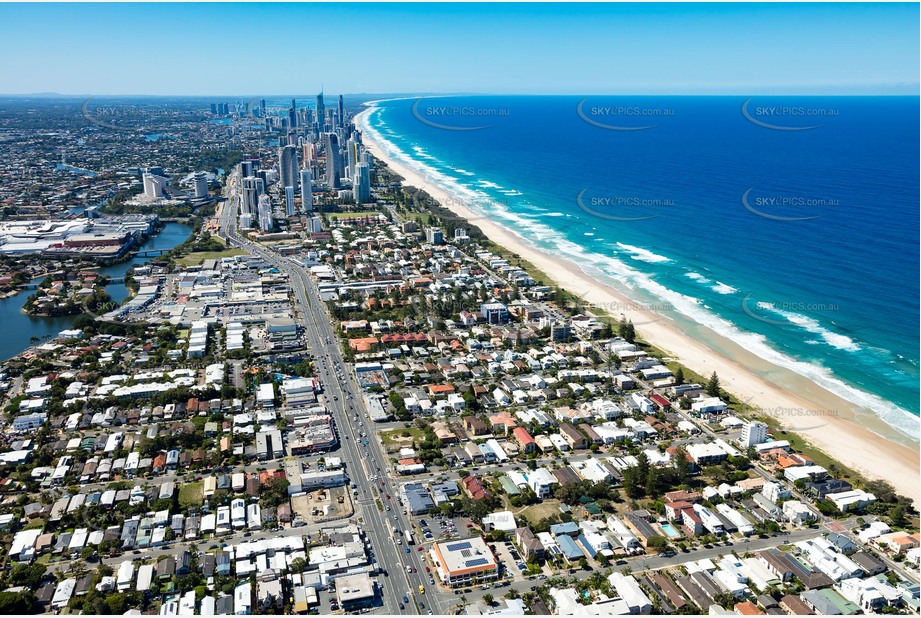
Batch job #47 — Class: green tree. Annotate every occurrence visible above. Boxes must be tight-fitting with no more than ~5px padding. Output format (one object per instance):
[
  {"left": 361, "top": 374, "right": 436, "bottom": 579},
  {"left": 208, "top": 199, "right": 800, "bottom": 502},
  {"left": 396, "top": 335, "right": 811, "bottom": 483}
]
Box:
[
  {"left": 289, "top": 557, "right": 307, "bottom": 574},
  {"left": 618, "top": 318, "right": 635, "bottom": 343},
  {"left": 622, "top": 466, "right": 644, "bottom": 499},
  {"left": 674, "top": 447, "right": 692, "bottom": 484},
  {"left": 7, "top": 563, "right": 46, "bottom": 589},
  {"left": 259, "top": 477, "right": 291, "bottom": 509},
  {"left": 636, "top": 451, "right": 650, "bottom": 480},
  {"left": 674, "top": 367, "right": 685, "bottom": 386},
  {"left": 646, "top": 467, "right": 661, "bottom": 498},
  {"left": 646, "top": 535, "right": 671, "bottom": 553},
  {"left": 0, "top": 591, "right": 35, "bottom": 614},
  {"left": 706, "top": 372, "right": 721, "bottom": 397},
  {"left": 106, "top": 593, "right": 128, "bottom": 615}
]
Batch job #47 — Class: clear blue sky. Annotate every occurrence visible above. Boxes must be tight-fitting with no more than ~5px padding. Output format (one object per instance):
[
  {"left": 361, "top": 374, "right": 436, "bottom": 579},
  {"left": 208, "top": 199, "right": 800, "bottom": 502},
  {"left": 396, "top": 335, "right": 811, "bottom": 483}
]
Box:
[{"left": 1, "top": 3, "right": 917, "bottom": 95}]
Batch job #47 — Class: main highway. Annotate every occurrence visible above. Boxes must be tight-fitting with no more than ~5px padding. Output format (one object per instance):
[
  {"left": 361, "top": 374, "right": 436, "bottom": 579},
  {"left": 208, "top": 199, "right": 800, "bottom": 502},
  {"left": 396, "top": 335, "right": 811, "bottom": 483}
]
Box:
[{"left": 218, "top": 170, "right": 447, "bottom": 615}]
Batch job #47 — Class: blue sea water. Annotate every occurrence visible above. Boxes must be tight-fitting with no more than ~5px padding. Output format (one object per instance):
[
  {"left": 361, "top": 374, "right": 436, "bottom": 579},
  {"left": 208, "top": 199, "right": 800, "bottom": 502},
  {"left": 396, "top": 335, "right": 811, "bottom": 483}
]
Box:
[{"left": 362, "top": 95, "right": 920, "bottom": 439}]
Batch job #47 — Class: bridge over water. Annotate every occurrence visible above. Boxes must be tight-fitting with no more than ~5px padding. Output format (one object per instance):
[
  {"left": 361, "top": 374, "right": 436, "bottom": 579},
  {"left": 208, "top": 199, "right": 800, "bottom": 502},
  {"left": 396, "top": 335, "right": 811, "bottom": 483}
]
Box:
[
  {"left": 19, "top": 276, "right": 126, "bottom": 290},
  {"left": 131, "top": 249, "right": 171, "bottom": 258}
]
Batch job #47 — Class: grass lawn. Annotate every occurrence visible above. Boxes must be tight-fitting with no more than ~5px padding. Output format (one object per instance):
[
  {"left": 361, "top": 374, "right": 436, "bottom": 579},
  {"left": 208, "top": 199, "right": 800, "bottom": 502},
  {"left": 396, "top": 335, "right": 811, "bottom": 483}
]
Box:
[
  {"left": 403, "top": 212, "right": 435, "bottom": 226},
  {"left": 34, "top": 553, "right": 50, "bottom": 566},
  {"left": 175, "top": 248, "right": 246, "bottom": 266},
  {"left": 380, "top": 427, "right": 426, "bottom": 447},
  {"left": 518, "top": 500, "right": 563, "bottom": 521},
  {"left": 325, "top": 210, "right": 382, "bottom": 220},
  {"left": 178, "top": 481, "right": 203, "bottom": 508}
]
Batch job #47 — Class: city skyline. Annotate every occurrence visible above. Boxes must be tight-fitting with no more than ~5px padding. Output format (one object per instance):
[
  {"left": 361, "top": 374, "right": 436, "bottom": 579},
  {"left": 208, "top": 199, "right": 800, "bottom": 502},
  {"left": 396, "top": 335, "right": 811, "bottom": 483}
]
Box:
[{"left": 0, "top": 3, "right": 918, "bottom": 96}]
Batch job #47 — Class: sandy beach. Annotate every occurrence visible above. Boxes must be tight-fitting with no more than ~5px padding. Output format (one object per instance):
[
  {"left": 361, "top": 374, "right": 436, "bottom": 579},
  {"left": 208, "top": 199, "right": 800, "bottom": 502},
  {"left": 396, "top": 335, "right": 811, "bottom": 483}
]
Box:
[{"left": 355, "top": 106, "right": 920, "bottom": 505}]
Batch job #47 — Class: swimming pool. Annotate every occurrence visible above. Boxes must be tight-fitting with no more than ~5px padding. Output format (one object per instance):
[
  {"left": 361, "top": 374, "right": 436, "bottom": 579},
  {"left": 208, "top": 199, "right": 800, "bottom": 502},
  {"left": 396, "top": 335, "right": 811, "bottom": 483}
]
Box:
[{"left": 660, "top": 523, "right": 680, "bottom": 538}]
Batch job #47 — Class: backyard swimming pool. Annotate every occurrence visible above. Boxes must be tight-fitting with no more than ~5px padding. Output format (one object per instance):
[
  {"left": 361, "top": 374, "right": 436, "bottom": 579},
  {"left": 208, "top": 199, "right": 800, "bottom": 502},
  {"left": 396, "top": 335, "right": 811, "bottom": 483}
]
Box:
[{"left": 660, "top": 523, "right": 680, "bottom": 538}]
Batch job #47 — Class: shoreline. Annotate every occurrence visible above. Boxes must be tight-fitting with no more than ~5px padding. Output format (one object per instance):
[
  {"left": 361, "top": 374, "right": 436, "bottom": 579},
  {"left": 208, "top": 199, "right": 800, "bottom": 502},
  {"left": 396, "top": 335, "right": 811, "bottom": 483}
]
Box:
[{"left": 355, "top": 106, "right": 920, "bottom": 505}]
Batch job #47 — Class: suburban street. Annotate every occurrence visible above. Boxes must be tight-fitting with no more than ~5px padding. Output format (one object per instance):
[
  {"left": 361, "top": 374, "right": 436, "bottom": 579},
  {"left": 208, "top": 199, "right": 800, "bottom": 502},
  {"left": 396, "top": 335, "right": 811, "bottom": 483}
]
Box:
[{"left": 218, "top": 173, "right": 447, "bottom": 615}]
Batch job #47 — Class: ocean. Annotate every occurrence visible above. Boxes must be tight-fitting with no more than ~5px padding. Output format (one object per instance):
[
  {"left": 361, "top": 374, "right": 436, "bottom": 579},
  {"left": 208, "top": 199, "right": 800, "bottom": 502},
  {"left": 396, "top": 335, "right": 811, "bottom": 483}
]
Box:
[{"left": 360, "top": 95, "right": 920, "bottom": 439}]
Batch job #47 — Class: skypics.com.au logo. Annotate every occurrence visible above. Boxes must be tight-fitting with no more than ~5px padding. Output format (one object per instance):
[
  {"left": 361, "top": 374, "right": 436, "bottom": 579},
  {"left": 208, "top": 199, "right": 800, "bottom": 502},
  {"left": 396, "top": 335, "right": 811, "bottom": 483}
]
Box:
[
  {"left": 741, "top": 97, "right": 839, "bottom": 131},
  {"left": 411, "top": 99, "right": 509, "bottom": 131},
  {"left": 577, "top": 97, "right": 675, "bottom": 131},
  {"left": 577, "top": 188, "right": 676, "bottom": 221},
  {"left": 741, "top": 187, "right": 838, "bottom": 222}
]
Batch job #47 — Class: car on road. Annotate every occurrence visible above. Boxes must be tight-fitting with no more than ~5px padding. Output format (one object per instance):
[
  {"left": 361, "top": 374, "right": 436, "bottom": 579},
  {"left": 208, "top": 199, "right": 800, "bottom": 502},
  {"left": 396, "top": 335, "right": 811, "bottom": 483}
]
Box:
[
  {"left": 405, "top": 547, "right": 410, "bottom": 554},
  {"left": 402, "top": 595, "right": 409, "bottom": 603}
]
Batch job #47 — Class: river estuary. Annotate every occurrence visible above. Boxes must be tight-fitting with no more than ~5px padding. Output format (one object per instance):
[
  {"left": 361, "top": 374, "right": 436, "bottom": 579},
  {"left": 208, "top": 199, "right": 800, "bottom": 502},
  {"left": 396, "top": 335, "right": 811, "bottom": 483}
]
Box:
[{"left": 0, "top": 222, "right": 192, "bottom": 361}]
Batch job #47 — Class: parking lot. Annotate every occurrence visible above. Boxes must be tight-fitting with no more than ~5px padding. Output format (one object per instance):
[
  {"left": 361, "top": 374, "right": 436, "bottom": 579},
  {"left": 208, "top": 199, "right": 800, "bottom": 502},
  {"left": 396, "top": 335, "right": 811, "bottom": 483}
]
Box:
[{"left": 488, "top": 539, "right": 531, "bottom": 581}]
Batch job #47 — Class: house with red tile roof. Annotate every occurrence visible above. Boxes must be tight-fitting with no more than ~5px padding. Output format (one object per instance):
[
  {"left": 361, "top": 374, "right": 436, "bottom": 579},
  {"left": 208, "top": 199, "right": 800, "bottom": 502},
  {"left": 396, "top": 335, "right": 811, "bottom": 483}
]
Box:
[
  {"left": 512, "top": 427, "right": 537, "bottom": 454},
  {"left": 462, "top": 475, "right": 490, "bottom": 501}
]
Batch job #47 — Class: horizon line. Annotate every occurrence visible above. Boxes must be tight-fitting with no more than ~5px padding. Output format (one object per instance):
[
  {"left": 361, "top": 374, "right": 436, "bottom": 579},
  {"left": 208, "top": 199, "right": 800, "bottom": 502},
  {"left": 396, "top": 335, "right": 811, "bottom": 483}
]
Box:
[{"left": 2, "top": 90, "right": 919, "bottom": 98}]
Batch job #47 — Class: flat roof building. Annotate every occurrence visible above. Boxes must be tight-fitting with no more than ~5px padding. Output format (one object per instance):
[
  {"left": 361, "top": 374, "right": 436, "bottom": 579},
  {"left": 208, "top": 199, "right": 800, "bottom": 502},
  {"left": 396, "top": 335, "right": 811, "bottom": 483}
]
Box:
[
  {"left": 335, "top": 573, "right": 377, "bottom": 610},
  {"left": 430, "top": 537, "right": 499, "bottom": 588}
]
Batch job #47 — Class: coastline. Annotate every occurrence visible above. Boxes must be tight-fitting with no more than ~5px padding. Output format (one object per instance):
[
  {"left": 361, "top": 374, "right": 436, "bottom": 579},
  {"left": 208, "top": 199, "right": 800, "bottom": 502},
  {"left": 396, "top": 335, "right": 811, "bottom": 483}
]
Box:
[{"left": 355, "top": 106, "right": 920, "bottom": 505}]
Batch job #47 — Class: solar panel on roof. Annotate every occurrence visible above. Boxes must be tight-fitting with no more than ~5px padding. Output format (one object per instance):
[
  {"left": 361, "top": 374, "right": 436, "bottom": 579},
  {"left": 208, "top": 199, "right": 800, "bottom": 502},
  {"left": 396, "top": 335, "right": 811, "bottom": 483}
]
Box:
[
  {"left": 447, "top": 541, "right": 472, "bottom": 551},
  {"left": 465, "top": 558, "right": 488, "bottom": 567}
]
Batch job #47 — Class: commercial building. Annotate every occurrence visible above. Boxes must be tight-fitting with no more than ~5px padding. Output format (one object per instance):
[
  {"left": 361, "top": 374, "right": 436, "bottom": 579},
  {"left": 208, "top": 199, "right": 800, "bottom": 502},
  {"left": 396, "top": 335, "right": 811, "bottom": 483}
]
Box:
[
  {"left": 401, "top": 483, "right": 436, "bottom": 515},
  {"left": 288, "top": 414, "right": 337, "bottom": 454},
  {"left": 430, "top": 537, "right": 499, "bottom": 588},
  {"left": 335, "top": 573, "right": 377, "bottom": 610},
  {"left": 255, "top": 428, "right": 284, "bottom": 460}
]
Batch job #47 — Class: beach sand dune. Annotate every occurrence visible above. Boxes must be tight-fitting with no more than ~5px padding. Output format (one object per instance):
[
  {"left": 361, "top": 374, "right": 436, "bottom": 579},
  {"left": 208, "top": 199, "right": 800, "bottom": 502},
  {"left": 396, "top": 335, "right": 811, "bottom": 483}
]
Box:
[{"left": 356, "top": 107, "right": 920, "bottom": 505}]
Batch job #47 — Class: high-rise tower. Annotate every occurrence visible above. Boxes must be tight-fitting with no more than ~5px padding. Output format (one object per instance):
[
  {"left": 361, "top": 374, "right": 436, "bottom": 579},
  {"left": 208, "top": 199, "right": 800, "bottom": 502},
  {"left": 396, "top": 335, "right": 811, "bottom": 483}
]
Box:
[{"left": 278, "top": 145, "right": 299, "bottom": 190}]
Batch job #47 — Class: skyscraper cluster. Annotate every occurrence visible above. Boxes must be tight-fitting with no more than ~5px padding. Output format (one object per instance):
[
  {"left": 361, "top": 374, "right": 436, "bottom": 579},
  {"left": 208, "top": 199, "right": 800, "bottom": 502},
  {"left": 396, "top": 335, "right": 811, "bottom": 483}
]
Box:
[{"left": 237, "top": 90, "right": 373, "bottom": 231}]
